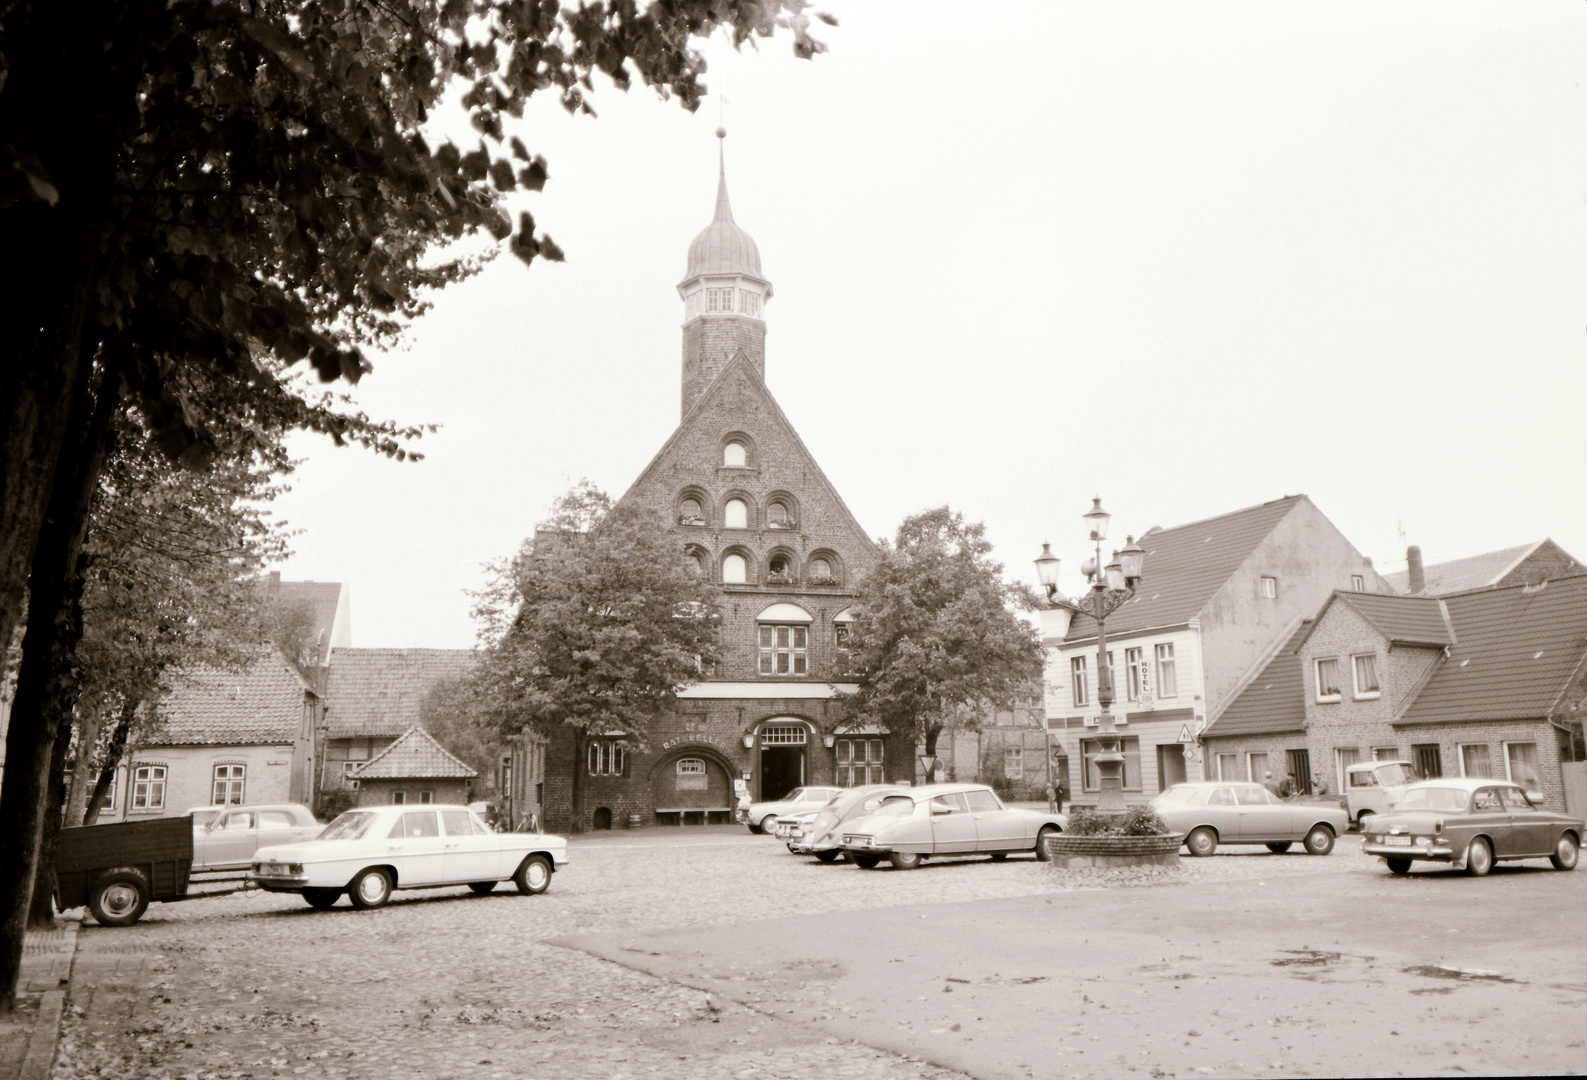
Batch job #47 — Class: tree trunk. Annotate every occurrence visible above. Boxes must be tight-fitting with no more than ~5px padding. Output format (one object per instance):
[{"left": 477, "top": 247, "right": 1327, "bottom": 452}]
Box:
[
  {"left": 0, "top": 347, "right": 118, "bottom": 1013},
  {"left": 65, "top": 703, "right": 104, "bottom": 827},
  {"left": 29, "top": 714, "right": 77, "bottom": 929},
  {"left": 83, "top": 698, "right": 139, "bottom": 826}
]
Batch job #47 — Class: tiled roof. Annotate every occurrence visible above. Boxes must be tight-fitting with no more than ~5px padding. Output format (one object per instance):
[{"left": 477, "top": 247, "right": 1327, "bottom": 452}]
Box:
[
  {"left": 151, "top": 648, "right": 314, "bottom": 746},
  {"left": 1330, "top": 592, "right": 1453, "bottom": 647},
  {"left": 1202, "top": 621, "right": 1312, "bottom": 738},
  {"left": 1398, "top": 574, "right": 1587, "bottom": 724},
  {"left": 1067, "top": 496, "right": 1305, "bottom": 640},
  {"left": 271, "top": 579, "right": 346, "bottom": 666},
  {"left": 324, "top": 648, "right": 478, "bottom": 738},
  {"left": 1383, "top": 543, "right": 1536, "bottom": 597},
  {"left": 353, "top": 726, "right": 477, "bottom": 779}
]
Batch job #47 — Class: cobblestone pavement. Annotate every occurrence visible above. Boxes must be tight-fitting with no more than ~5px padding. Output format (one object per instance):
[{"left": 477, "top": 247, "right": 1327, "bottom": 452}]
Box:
[{"left": 51, "top": 829, "right": 1366, "bottom": 1080}]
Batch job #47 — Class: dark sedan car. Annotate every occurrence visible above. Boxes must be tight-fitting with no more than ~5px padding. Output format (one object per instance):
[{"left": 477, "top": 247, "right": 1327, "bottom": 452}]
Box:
[{"left": 1360, "top": 778, "right": 1582, "bottom": 876}]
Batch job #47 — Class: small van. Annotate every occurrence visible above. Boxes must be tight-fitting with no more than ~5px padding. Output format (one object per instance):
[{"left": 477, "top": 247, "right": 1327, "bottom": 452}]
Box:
[{"left": 1344, "top": 760, "right": 1416, "bottom": 826}]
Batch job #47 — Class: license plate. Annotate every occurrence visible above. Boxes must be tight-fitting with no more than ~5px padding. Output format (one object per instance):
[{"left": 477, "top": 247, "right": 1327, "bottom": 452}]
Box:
[
  {"left": 262, "top": 862, "right": 285, "bottom": 874},
  {"left": 1383, "top": 836, "right": 1412, "bottom": 847}
]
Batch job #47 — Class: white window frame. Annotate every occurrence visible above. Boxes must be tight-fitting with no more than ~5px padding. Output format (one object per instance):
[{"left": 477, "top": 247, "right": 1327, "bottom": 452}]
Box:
[
  {"left": 1315, "top": 658, "right": 1342, "bottom": 702},
  {"left": 1351, "top": 574, "right": 1365, "bottom": 592},
  {"left": 392, "top": 791, "right": 406, "bottom": 805},
  {"left": 1351, "top": 654, "right": 1380, "bottom": 700},
  {"left": 1071, "top": 655, "right": 1089, "bottom": 708},
  {"left": 1154, "top": 643, "right": 1177, "bottom": 698},
  {"left": 587, "top": 741, "right": 626, "bottom": 776},
  {"left": 418, "top": 791, "right": 433, "bottom": 804},
  {"left": 1004, "top": 747, "right": 1024, "bottom": 781},
  {"left": 131, "top": 765, "right": 167, "bottom": 811},
  {"left": 1247, "top": 751, "right": 1268, "bottom": 784},
  {"left": 759, "top": 623, "right": 809, "bottom": 676},
  {"left": 342, "top": 761, "right": 360, "bottom": 777},
  {"left": 677, "top": 758, "right": 706, "bottom": 775},
  {"left": 1334, "top": 747, "right": 1362, "bottom": 793},
  {"left": 738, "top": 289, "right": 759, "bottom": 316},
  {"left": 1260, "top": 576, "right": 1278, "bottom": 598},
  {"left": 1459, "top": 743, "right": 1493, "bottom": 779},
  {"left": 1503, "top": 742, "right": 1541, "bottom": 790},
  {"left": 212, "top": 764, "right": 246, "bottom": 806},
  {"left": 1125, "top": 647, "right": 1143, "bottom": 702}
]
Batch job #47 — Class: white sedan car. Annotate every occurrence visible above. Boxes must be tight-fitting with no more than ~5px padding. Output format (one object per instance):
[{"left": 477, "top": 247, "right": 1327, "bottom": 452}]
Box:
[
  {"left": 250, "top": 804, "right": 568, "bottom": 910},
  {"left": 745, "top": 786, "right": 841, "bottom": 834}
]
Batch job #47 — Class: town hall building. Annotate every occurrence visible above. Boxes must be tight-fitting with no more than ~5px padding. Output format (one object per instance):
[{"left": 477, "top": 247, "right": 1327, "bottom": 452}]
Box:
[{"left": 538, "top": 137, "right": 910, "bottom": 831}]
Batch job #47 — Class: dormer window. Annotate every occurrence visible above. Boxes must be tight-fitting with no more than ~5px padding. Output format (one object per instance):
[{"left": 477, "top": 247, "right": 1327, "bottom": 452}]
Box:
[
  {"left": 767, "top": 501, "right": 793, "bottom": 529},
  {"left": 679, "top": 497, "right": 705, "bottom": 526},
  {"left": 724, "top": 498, "right": 748, "bottom": 529},
  {"left": 723, "top": 442, "right": 747, "bottom": 468}
]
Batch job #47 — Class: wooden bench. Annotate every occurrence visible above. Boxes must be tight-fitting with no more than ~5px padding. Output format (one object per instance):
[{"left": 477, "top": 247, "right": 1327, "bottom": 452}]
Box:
[{"left": 654, "top": 807, "right": 732, "bottom": 826}]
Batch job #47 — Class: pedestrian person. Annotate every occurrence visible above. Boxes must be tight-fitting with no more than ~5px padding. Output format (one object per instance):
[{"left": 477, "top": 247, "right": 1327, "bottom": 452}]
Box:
[
  {"left": 1054, "top": 778, "right": 1067, "bottom": 813},
  {"left": 1262, "top": 771, "right": 1281, "bottom": 797},
  {"left": 1278, "top": 771, "right": 1296, "bottom": 799}
]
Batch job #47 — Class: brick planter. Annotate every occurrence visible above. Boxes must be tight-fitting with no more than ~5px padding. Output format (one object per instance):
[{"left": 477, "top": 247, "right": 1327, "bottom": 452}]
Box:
[{"left": 1043, "top": 833, "right": 1182, "bottom": 869}]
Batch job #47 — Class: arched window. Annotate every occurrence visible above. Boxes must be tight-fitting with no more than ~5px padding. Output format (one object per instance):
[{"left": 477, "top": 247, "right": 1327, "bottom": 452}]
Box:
[
  {"left": 679, "top": 497, "right": 703, "bottom": 525},
  {"left": 767, "top": 501, "right": 791, "bottom": 528},
  {"left": 684, "top": 548, "right": 706, "bottom": 577},
  {"left": 724, "top": 498, "right": 748, "bottom": 529},
  {"left": 810, "top": 558, "right": 832, "bottom": 580},
  {"left": 723, "top": 554, "right": 747, "bottom": 584},
  {"left": 723, "top": 442, "right": 747, "bottom": 468}
]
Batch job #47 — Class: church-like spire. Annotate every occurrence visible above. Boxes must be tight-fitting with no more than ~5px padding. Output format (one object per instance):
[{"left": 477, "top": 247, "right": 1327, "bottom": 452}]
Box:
[{"left": 678, "top": 128, "right": 773, "bottom": 417}]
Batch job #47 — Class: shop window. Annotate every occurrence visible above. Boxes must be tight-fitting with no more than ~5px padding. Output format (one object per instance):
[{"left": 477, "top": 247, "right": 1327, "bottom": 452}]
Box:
[
  {"left": 1080, "top": 736, "right": 1142, "bottom": 791},
  {"left": 212, "top": 764, "right": 245, "bottom": 806},
  {"left": 131, "top": 765, "right": 167, "bottom": 811},
  {"left": 759, "top": 624, "right": 808, "bottom": 675}
]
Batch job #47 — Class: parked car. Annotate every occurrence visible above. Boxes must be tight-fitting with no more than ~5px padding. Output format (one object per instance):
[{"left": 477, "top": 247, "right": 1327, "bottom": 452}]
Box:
[
  {"left": 1151, "top": 782, "right": 1348, "bottom": 857},
  {"left": 779, "top": 785, "right": 895, "bottom": 861},
  {"left": 192, "top": 803, "right": 322, "bottom": 871},
  {"left": 186, "top": 807, "right": 223, "bottom": 830},
  {"left": 838, "top": 783, "right": 1067, "bottom": 870},
  {"left": 1359, "top": 778, "right": 1583, "bottom": 876},
  {"left": 1344, "top": 760, "right": 1417, "bottom": 827},
  {"left": 250, "top": 803, "right": 568, "bottom": 909},
  {"left": 745, "top": 786, "right": 841, "bottom": 834}
]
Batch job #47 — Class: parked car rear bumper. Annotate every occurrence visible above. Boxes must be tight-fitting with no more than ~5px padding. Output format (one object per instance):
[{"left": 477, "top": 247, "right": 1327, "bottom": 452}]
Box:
[{"left": 1361, "top": 840, "right": 1456, "bottom": 862}]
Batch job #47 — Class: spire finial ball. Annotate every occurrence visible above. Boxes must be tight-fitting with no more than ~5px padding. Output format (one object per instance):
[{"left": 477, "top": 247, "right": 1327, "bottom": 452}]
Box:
[{"left": 716, "top": 126, "right": 726, "bottom": 139}]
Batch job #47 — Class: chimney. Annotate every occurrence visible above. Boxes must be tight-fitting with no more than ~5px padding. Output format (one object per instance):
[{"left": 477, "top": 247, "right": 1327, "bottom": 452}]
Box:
[{"left": 1406, "top": 546, "right": 1425, "bottom": 595}]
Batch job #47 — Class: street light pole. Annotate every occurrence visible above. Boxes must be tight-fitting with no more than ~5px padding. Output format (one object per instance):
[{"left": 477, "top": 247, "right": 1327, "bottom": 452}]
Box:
[{"left": 1035, "top": 499, "right": 1145, "bottom": 817}]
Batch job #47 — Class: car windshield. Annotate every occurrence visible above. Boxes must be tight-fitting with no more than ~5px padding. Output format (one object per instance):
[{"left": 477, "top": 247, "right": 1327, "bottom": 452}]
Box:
[
  {"left": 1153, "top": 786, "right": 1199, "bottom": 806},
  {"left": 870, "top": 796, "right": 917, "bottom": 819},
  {"left": 1375, "top": 763, "right": 1414, "bottom": 786},
  {"left": 1397, "top": 787, "right": 1469, "bottom": 812},
  {"left": 780, "top": 788, "right": 806, "bottom": 803},
  {"left": 318, "top": 811, "right": 379, "bottom": 841}
]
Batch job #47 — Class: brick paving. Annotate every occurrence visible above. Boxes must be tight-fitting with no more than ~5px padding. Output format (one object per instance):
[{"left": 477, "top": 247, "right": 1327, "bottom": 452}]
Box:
[{"left": 43, "top": 828, "right": 1361, "bottom": 1080}]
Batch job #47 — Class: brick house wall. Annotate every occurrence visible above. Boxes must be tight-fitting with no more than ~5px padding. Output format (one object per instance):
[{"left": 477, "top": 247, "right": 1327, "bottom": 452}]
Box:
[{"left": 353, "top": 776, "right": 472, "bottom": 807}]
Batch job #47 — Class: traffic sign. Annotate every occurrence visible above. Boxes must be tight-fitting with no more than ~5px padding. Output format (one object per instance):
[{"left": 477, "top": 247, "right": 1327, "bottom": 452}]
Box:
[{"left": 1177, "top": 723, "right": 1193, "bottom": 744}]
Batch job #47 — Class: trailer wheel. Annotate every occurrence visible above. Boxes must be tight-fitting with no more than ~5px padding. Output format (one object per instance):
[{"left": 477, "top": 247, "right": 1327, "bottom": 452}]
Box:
[{"left": 89, "top": 868, "right": 150, "bottom": 927}]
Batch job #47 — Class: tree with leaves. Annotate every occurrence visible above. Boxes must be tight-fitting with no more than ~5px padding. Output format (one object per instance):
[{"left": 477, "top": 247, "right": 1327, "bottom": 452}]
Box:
[
  {"left": 0, "top": 0, "right": 828, "bottom": 1009},
  {"left": 469, "top": 483, "right": 721, "bottom": 828},
  {"left": 838, "top": 507, "right": 1045, "bottom": 767}
]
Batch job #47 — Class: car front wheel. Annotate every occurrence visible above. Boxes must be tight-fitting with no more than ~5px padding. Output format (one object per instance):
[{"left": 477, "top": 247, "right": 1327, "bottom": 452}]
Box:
[
  {"left": 1355, "top": 810, "right": 1374, "bottom": 832},
  {"left": 814, "top": 849, "right": 841, "bottom": 863},
  {"left": 852, "top": 854, "right": 881, "bottom": 869},
  {"left": 89, "top": 868, "right": 150, "bottom": 927},
  {"left": 889, "top": 850, "right": 922, "bottom": 871},
  {"left": 515, "top": 854, "right": 552, "bottom": 895},
  {"left": 1185, "top": 827, "right": 1217, "bottom": 858},
  {"left": 1550, "top": 833, "right": 1579, "bottom": 871},
  {"left": 1303, "top": 825, "right": 1335, "bottom": 856},
  {"left": 349, "top": 868, "right": 393, "bottom": 910},
  {"left": 302, "top": 888, "right": 340, "bottom": 909},
  {"left": 1033, "top": 826, "right": 1059, "bottom": 862},
  {"left": 758, "top": 816, "right": 778, "bottom": 835},
  {"left": 1465, "top": 837, "right": 1493, "bottom": 877},
  {"left": 1385, "top": 858, "right": 1412, "bottom": 876}
]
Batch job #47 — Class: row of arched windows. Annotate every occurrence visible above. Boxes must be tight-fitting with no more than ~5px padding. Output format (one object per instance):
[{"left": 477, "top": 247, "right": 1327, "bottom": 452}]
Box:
[
  {"left": 677, "top": 488, "right": 797, "bottom": 532},
  {"left": 685, "top": 546, "right": 842, "bottom": 586}
]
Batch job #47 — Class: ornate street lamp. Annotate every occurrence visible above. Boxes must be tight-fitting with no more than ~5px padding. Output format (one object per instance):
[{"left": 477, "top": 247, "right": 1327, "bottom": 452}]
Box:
[{"left": 1035, "top": 498, "right": 1144, "bottom": 815}]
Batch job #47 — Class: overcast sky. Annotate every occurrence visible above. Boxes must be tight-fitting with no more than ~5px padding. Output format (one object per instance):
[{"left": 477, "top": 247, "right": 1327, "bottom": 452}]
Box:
[{"left": 268, "top": 1, "right": 1587, "bottom": 651}]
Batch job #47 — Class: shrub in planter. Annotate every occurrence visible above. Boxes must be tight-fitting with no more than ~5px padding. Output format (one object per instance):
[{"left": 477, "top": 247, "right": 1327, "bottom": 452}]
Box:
[{"left": 1066, "top": 805, "right": 1168, "bottom": 836}]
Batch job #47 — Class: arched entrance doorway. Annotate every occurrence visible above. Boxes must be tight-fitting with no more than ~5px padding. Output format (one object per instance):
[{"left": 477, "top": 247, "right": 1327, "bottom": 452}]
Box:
[
  {"left": 757, "top": 720, "right": 809, "bottom": 802},
  {"left": 649, "top": 747, "right": 736, "bottom": 825}
]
